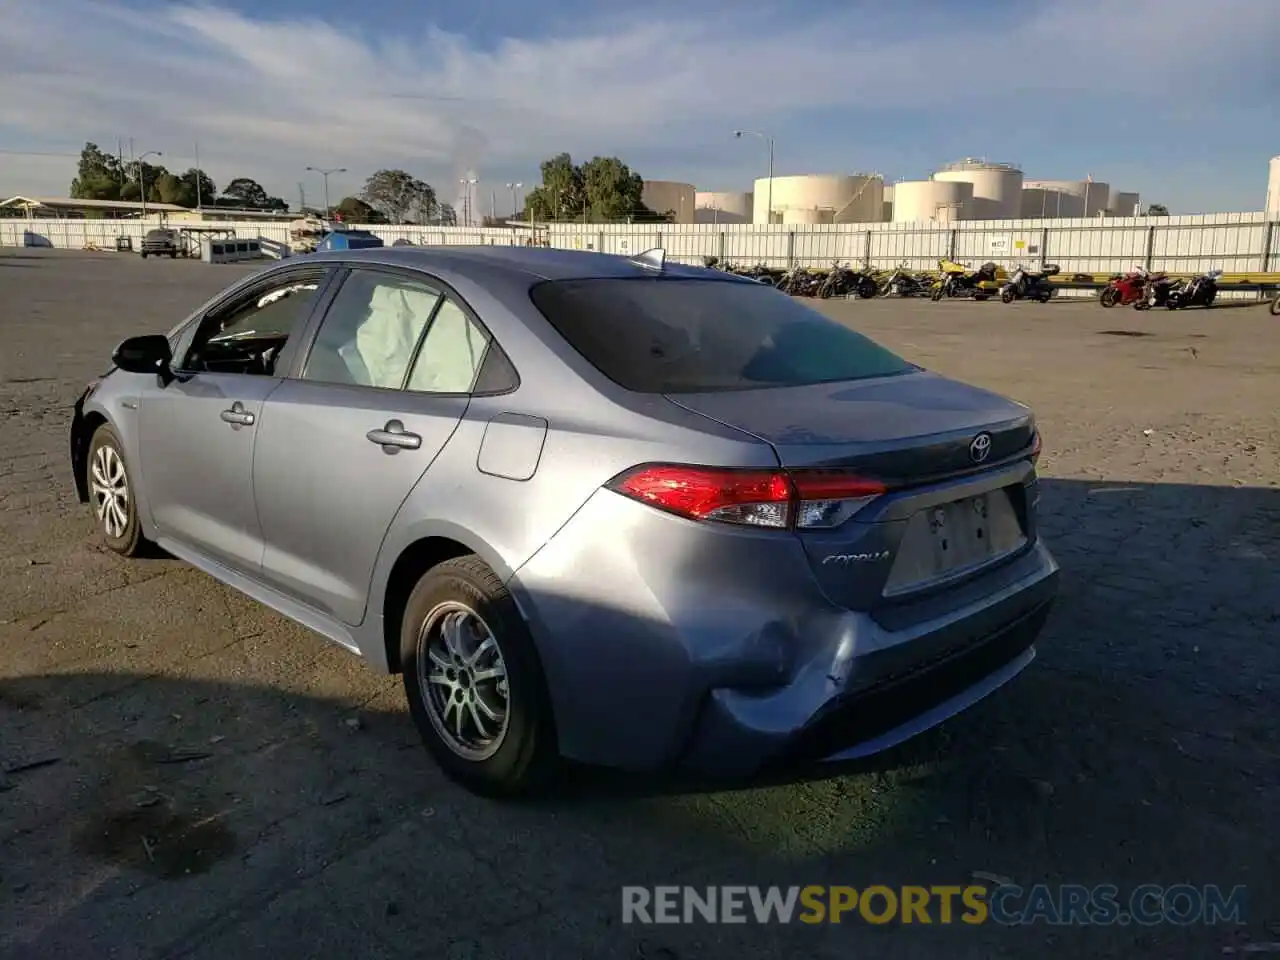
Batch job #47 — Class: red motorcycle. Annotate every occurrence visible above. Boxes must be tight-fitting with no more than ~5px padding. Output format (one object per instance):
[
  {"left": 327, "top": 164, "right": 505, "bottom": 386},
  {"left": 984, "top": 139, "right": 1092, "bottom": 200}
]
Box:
[{"left": 1100, "top": 267, "right": 1163, "bottom": 307}]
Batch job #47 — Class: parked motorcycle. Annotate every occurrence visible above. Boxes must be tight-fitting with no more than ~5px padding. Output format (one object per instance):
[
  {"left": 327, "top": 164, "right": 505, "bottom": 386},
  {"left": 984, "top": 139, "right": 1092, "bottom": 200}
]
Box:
[
  {"left": 1100, "top": 267, "right": 1160, "bottom": 308},
  {"left": 1271, "top": 287, "right": 1280, "bottom": 317},
  {"left": 776, "top": 266, "right": 823, "bottom": 297},
  {"left": 1164, "top": 269, "right": 1221, "bottom": 309},
  {"left": 817, "top": 262, "right": 878, "bottom": 299},
  {"left": 1134, "top": 273, "right": 1179, "bottom": 310},
  {"left": 931, "top": 260, "right": 997, "bottom": 301},
  {"left": 879, "top": 266, "right": 930, "bottom": 298},
  {"left": 1000, "top": 263, "right": 1060, "bottom": 303}
]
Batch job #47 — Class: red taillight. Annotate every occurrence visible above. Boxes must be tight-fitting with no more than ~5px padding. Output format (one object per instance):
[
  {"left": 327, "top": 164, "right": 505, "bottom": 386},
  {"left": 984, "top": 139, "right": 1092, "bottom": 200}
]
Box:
[{"left": 606, "top": 464, "right": 887, "bottom": 529}]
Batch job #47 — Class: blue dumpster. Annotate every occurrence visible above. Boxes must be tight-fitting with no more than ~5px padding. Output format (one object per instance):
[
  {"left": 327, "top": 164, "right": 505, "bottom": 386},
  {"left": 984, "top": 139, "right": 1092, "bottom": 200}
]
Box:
[{"left": 314, "top": 230, "right": 384, "bottom": 252}]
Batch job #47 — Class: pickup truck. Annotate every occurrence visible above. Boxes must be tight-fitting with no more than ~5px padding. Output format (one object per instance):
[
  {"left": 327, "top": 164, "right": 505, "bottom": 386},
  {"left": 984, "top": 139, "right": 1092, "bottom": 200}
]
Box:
[{"left": 140, "top": 228, "right": 180, "bottom": 258}]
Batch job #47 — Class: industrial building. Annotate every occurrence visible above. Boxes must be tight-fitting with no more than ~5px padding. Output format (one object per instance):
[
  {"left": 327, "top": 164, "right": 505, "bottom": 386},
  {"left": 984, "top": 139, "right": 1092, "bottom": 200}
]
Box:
[
  {"left": 641, "top": 181, "right": 696, "bottom": 223},
  {"left": 751, "top": 174, "right": 883, "bottom": 225}
]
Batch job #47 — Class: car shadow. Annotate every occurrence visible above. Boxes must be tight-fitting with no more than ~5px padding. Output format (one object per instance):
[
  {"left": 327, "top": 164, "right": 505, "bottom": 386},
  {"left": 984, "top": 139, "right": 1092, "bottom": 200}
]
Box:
[{"left": 1, "top": 477, "right": 1276, "bottom": 958}]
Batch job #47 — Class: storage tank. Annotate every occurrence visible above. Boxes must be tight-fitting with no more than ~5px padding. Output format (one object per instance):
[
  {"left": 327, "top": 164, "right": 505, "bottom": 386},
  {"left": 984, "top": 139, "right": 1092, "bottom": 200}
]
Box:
[
  {"left": 931, "top": 160, "right": 1023, "bottom": 220},
  {"left": 782, "top": 208, "right": 828, "bottom": 225},
  {"left": 1023, "top": 179, "right": 1110, "bottom": 217},
  {"left": 753, "top": 174, "right": 884, "bottom": 225},
  {"left": 641, "top": 180, "right": 696, "bottom": 223},
  {"left": 1267, "top": 156, "right": 1280, "bottom": 215},
  {"left": 882, "top": 184, "right": 894, "bottom": 221},
  {"left": 891, "top": 180, "right": 975, "bottom": 223},
  {"left": 694, "top": 190, "right": 753, "bottom": 224},
  {"left": 1109, "top": 191, "right": 1141, "bottom": 216},
  {"left": 1021, "top": 187, "right": 1084, "bottom": 218}
]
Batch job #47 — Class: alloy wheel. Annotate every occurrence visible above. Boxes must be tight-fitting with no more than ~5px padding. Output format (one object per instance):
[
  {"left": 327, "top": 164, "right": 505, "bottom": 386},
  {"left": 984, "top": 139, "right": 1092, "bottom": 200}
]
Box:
[
  {"left": 90, "top": 443, "right": 130, "bottom": 539},
  {"left": 417, "top": 601, "right": 510, "bottom": 761}
]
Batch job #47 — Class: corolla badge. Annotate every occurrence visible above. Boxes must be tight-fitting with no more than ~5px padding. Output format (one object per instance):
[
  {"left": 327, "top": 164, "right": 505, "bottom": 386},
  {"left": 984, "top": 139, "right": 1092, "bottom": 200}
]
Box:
[
  {"left": 969, "top": 432, "right": 993, "bottom": 463},
  {"left": 822, "top": 551, "right": 891, "bottom": 565}
]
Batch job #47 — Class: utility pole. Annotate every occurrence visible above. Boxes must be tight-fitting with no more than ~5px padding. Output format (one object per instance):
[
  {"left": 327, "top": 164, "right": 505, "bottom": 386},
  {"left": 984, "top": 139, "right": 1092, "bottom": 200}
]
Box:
[
  {"left": 305, "top": 166, "right": 346, "bottom": 217},
  {"left": 490, "top": 189, "right": 496, "bottom": 224},
  {"left": 734, "top": 130, "right": 774, "bottom": 224},
  {"left": 297, "top": 183, "right": 306, "bottom": 214},
  {"left": 136, "top": 150, "right": 161, "bottom": 219},
  {"left": 506, "top": 182, "right": 522, "bottom": 219}
]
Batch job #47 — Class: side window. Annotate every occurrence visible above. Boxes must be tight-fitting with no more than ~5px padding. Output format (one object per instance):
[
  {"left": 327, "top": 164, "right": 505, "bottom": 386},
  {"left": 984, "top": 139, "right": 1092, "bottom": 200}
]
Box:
[
  {"left": 406, "top": 299, "right": 490, "bottom": 394},
  {"left": 301, "top": 271, "right": 441, "bottom": 389},
  {"left": 183, "top": 273, "right": 323, "bottom": 376}
]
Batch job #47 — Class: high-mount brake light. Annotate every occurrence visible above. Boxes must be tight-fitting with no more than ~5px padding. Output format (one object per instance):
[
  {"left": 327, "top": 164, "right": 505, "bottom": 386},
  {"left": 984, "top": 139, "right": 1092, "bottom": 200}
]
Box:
[{"left": 606, "top": 465, "right": 887, "bottom": 530}]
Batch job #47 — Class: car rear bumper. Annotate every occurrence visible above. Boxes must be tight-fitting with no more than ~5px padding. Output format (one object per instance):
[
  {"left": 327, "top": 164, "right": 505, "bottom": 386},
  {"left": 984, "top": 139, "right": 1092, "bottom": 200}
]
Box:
[
  {"left": 509, "top": 488, "right": 1059, "bottom": 776},
  {"left": 676, "top": 558, "right": 1056, "bottom": 777}
]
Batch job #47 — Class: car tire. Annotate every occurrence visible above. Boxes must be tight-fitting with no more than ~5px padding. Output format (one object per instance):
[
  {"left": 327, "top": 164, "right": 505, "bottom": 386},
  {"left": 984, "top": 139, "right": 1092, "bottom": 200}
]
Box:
[
  {"left": 86, "top": 424, "right": 147, "bottom": 557},
  {"left": 168, "top": 251, "right": 177, "bottom": 259},
  {"left": 140, "top": 252, "right": 148, "bottom": 259},
  {"left": 400, "top": 555, "right": 557, "bottom": 798}
]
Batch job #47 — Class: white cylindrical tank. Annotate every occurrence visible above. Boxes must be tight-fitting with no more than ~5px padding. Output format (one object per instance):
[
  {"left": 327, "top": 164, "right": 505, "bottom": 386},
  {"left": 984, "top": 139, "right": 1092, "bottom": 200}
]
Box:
[
  {"left": 882, "top": 184, "right": 893, "bottom": 222},
  {"left": 753, "top": 174, "right": 884, "bottom": 225},
  {"left": 694, "top": 190, "right": 753, "bottom": 224},
  {"left": 1021, "top": 187, "right": 1083, "bottom": 218},
  {"left": 1267, "top": 156, "right": 1280, "bottom": 215},
  {"left": 891, "top": 180, "right": 975, "bottom": 223},
  {"left": 641, "top": 181, "right": 696, "bottom": 223},
  {"left": 1023, "top": 179, "right": 1110, "bottom": 217},
  {"left": 782, "top": 207, "right": 829, "bottom": 225},
  {"left": 1109, "top": 191, "right": 1141, "bottom": 216},
  {"left": 931, "top": 160, "right": 1024, "bottom": 219}
]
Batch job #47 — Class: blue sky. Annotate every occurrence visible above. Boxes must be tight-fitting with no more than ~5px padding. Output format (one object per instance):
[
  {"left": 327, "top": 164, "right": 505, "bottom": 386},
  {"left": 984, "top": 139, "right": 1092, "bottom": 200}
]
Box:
[{"left": 1, "top": 0, "right": 1277, "bottom": 214}]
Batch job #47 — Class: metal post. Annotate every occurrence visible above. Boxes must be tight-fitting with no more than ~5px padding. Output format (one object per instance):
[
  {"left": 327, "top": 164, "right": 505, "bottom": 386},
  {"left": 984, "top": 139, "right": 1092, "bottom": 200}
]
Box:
[
  {"left": 306, "top": 167, "right": 346, "bottom": 218},
  {"left": 786, "top": 231, "right": 796, "bottom": 269},
  {"left": 136, "top": 150, "right": 161, "bottom": 219},
  {"left": 1143, "top": 224, "right": 1156, "bottom": 271},
  {"left": 734, "top": 130, "right": 774, "bottom": 224},
  {"left": 863, "top": 230, "right": 872, "bottom": 269}
]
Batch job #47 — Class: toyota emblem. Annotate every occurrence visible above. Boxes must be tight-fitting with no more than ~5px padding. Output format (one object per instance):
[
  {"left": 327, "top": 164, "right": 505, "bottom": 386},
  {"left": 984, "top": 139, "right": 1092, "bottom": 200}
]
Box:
[{"left": 969, "top": 432, "right": 993, "bottom": 463}]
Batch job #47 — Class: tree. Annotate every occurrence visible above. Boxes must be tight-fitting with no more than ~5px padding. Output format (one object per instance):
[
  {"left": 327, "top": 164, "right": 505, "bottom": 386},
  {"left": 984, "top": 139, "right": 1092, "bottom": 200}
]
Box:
[
  {"left": 179, "top": 169, "right": 217, "bottom": 207},
  {"left": 436, "top": 203, "right": 457, "bottom": 226},
  {"left": 523, "top": 152, "right": 651, "bottom": 222},
  {"left": 69, "top": 142, "right": 124, "bottom": 201},
  {"left": 218, "top": 177, "right": 286, "bottom": 211},
  {"left": 333, "top": 196, "right": 383, "bottom": 223},
  {"left": 1145, "top": 203, "right": 1169, "bottom": 216},
  {"left": 361, "top": 169, "right": 436, "bottom": 224},
  {"left": 153, "top": 172, "right": 192, "bottom": 207}
]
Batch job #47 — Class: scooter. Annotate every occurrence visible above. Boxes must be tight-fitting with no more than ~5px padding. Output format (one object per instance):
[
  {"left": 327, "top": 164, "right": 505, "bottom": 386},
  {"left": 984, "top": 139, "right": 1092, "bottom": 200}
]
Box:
[
  {"left": 931, "top": 260, "right": 997, "bottom": 301},
  {"left": 1164, "top": 269, "right": 1221, "bottom": 309},
  {"left": 1100, "top": 267, "right": 1160, "bottom": 307},
  {"left": 1000, "top": 263, "right": 1060, "bottom": 303}
]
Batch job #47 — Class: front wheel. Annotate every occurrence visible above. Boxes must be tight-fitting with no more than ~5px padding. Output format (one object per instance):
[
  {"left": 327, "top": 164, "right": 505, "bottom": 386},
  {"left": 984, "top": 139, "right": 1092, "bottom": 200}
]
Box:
[
  {"left": 1099, "top": 287, "right": 1120, "bottom": 308},
  {"left": 1000, "top": 289, "right": 1015, "bottom": 304},
  {"left": 86, "top": 424, "right": 148, "bottom": 557},
  {"left": 400, "top": 556, "right": 557, "bottom": 798},
  {"left": 1270, "top": 293, "right": 1280, "bottom": 317},
  {"left": 856, "top": 277, "right": 877, "bottom": 299}
]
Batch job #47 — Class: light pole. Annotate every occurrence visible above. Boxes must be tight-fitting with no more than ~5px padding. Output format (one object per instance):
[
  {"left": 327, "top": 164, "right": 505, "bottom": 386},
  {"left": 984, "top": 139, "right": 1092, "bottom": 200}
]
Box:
[
  {"left": 506, "top": 182, "right": 523, "bottom": 220},
  {"left": 305, "top": 166, "right": 346, "bottom": 218},
  {"left": 460, "top": 178, "right": 477, "bottom": 226},
  {"left": 137, "top": 150, "right": 162, "bottom": 219},
  {"left": 734, "top": 130, "right": 773, "bottom": 225}
]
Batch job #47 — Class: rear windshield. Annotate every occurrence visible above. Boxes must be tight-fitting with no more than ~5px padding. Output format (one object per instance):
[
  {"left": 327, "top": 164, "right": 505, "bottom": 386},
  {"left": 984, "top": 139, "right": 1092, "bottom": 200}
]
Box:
[{"left": 528, "top": 277, "right": 913, "bottom": 393}]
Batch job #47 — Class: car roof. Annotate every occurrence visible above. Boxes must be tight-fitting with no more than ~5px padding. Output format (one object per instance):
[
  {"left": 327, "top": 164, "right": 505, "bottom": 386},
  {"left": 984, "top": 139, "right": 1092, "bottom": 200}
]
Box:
[{"left": 303, "top": 245, "right": 752, "bottom": 285}]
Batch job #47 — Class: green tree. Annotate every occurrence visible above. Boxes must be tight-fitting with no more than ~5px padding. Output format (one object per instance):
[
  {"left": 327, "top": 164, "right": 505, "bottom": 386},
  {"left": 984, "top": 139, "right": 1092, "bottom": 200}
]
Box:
[
  {"left": 361, "top": 169, "right": 436, "bottom": 224},
  {"left": 69, "top": 142, "right": 124, "bottom": 201},
  {"left": 333, "top": 195, "right": 383, "bottom": 223},
  {"left": 154, "top": 172, "right": 192, "bottom": 207},
  {"left": 179, "top": 169, "right": 217, "bottom": 207},
  {"left": 1145, "top": 203, "right": 1169, "bottom": 216},
  {"left": 217, "top": 177, "right": 286, "bottom": 211},
  {"left": 524, "top": 153, "right": 652, "bottom": 222}
]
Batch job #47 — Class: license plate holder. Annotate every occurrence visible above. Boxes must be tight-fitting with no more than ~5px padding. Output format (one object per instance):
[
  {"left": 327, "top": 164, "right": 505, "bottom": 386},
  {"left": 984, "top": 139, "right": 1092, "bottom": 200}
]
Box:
[{"left": 883, "top": 489, "right": 1026, "bottom": 596}]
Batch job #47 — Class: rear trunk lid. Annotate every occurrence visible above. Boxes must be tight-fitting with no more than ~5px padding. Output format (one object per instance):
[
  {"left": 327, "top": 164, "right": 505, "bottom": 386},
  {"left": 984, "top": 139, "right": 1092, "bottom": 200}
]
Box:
[{"left": 666, "top": 371, "right": 1038, "bottom": 609}]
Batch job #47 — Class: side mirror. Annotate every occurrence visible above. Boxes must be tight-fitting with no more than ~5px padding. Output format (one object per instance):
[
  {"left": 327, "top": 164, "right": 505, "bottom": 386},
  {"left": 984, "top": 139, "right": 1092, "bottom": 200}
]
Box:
[{"left": 112, "top": 335, "right": 172, "bottom": 376}]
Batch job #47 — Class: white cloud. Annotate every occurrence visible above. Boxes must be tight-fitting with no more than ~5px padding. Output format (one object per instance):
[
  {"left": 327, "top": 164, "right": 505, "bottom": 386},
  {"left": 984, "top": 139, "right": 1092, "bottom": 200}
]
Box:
[{"left": 0, "top": 0, "right": 1274, "bottom": 203}]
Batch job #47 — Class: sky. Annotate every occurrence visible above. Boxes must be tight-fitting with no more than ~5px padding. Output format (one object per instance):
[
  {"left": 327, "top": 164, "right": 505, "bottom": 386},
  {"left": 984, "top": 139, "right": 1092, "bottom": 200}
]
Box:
[{"left": 1, "top": 0, "right": 1278, "bottom": 215}]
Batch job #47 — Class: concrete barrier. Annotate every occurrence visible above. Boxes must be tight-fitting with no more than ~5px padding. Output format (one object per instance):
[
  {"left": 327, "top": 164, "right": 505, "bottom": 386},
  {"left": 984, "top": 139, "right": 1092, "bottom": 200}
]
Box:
[{"left": 201, "top": 237, "right": 267, "bottom": 264}]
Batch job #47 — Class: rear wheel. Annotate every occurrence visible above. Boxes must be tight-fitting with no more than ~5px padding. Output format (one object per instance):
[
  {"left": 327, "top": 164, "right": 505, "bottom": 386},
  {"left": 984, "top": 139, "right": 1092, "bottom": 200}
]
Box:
[
  {"left": 400, "top": 556, "right": 557, "bottom": 798},
  {"left": 1270, "top": 292, "right": 1280, "bottom": 316},
  {"left": 1000, "top": 289, "right": 1015, "bottom": 304},
  {"left": 1099, "top": 287, "right": 1120, "bottom": 308},
  {"left": 86, "top": 424, "right": 147, "bottom": 557},
  {"left": 856, "top": 277, "right": 877, "bottom": 299}
]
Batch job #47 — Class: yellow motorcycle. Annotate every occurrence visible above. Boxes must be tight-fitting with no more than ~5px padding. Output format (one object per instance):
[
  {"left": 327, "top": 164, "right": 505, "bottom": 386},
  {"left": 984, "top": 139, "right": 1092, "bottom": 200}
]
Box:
[{"left": 931, "top": 259, "right": 999, "bottom": 301}]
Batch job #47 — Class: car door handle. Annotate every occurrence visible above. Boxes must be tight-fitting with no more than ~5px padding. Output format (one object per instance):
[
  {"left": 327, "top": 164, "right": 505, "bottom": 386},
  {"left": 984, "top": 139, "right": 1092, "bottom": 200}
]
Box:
[
  {"left": 220, "top": 402, "right": 255, "bottom": 426},
  {"left": 366, "top": 420, "right": 422, "bottom": 450}
]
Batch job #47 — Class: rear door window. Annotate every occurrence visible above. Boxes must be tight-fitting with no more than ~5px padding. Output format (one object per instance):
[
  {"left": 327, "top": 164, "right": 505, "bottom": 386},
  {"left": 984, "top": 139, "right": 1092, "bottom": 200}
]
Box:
[{"left": 528, "top": 277, "right": 912, "bottom": 393}]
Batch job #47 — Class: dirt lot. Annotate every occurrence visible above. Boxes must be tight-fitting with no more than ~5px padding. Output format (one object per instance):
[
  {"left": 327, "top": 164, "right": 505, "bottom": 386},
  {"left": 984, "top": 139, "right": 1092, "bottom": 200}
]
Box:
[{"left": 1, "top": 248, "right": 1277, "bottom": 959}]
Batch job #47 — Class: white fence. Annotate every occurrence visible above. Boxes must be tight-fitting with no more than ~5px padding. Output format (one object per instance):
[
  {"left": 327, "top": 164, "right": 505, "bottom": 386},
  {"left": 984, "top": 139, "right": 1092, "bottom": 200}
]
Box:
[{"left": 3, "top": 212, "right": 1278, "bottom": 278}]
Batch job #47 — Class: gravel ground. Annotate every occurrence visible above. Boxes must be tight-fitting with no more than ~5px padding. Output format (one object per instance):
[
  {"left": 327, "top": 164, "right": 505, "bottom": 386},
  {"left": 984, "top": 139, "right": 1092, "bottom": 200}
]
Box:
[{"left": 1, "top": 248, "right": 1277, "bottom": 959}]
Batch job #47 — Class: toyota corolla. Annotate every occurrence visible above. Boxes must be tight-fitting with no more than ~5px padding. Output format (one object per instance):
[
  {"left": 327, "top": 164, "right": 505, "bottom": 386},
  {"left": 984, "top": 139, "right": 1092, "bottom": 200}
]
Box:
[{"left": 70, "top": 246, "right": 1058, "bottom": 796}]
